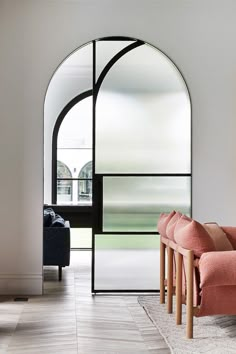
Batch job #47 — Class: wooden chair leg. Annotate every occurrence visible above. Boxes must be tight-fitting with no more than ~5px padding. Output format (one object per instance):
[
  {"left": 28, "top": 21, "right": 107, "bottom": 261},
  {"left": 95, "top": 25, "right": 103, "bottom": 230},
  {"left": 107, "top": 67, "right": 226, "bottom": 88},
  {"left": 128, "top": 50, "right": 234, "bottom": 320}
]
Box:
[
  {"left": 160, "top": 240, "right": 166, "bottom": 304},
  {"left": 58, "top": 266, "right": 62, "bottom": 281},
  {"left": 176, "top": 251, "right": 183, "bottom": 325},
  {"left": 167, "top": 246, "right": 174, "bottom": 314},
  {"left": 186, "top": 250, "right": 194, "bottom": 338}
]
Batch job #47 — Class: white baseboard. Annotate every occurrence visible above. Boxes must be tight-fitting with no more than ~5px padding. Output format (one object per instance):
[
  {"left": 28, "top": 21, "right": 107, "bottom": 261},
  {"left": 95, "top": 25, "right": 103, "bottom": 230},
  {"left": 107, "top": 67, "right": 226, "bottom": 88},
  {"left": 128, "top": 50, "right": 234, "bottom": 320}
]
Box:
[{"left": 0, "top": 274, "right": 43, "bottom": 295}]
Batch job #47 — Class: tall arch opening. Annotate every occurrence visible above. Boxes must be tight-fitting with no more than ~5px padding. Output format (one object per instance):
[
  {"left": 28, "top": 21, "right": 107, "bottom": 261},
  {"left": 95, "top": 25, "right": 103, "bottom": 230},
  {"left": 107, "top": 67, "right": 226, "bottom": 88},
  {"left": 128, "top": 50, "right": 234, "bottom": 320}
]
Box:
[{"left": 44, "top": 36, "right": 191, "bottom": 292}]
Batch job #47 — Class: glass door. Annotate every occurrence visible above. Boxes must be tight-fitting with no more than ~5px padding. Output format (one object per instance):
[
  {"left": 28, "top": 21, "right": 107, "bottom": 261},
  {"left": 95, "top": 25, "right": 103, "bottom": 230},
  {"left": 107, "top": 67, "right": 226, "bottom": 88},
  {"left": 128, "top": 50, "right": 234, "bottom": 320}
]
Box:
[{"left": 92, "top": 38, "right": 191, "bottom": 292}]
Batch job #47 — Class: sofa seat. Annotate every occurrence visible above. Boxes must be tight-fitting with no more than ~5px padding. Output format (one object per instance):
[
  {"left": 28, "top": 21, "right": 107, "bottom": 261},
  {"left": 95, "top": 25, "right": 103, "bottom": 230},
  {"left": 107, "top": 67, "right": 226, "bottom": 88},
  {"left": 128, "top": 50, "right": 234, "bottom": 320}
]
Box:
[{"left": 199, "top": 250, "right": 236, "bottom": 287}]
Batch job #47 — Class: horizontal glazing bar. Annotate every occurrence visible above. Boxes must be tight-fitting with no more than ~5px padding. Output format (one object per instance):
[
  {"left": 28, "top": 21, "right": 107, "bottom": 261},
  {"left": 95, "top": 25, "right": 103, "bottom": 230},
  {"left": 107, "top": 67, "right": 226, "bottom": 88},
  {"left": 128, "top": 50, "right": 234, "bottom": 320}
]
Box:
[{"left": 57, "top": 178, "right": 92, "bottom": 181}]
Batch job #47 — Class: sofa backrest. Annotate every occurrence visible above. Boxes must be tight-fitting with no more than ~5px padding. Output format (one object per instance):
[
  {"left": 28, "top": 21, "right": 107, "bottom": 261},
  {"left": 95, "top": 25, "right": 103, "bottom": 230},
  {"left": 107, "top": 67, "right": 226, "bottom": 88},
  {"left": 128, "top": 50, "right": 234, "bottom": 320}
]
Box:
[{"left": 158, "top": 211, "right": 236, "bottom": 255}]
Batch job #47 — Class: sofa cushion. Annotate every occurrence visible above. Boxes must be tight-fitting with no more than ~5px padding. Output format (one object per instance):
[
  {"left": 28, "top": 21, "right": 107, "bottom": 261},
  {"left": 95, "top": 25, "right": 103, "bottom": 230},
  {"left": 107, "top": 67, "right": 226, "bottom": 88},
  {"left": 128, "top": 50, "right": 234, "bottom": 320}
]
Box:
[
  {"left": 51, "top": 214, "right": 65, "bottom": 227},
  {"left": 44, "top": 207, "right": 56, "bottom": 227},
  {"left": 203, "top": 223, "right": 233, "bottom": 251},
  {"left": 174, "top": 214, "right": 216, "bottom": 257},
  {"left": 221, "top": 226, "right": 236, "bottom": 250},
  {"left": 166, "top": 211, "right": 182, "bottom": 240},
  {"left": 158, "top": 211, "right": 176, "bottom": 237}
]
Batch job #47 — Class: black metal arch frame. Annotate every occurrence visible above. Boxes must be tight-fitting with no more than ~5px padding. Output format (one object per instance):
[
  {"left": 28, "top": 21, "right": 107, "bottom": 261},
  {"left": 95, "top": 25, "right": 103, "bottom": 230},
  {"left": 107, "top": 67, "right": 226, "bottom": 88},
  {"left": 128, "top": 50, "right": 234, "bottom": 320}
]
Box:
[{"left": 50, "top": 36, "right": 192, "bottom": 293}]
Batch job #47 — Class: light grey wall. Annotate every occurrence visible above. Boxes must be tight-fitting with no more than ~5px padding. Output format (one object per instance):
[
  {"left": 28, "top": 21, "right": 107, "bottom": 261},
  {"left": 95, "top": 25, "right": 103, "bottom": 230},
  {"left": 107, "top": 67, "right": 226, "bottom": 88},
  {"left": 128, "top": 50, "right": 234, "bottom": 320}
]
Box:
[{"left": 1, "top": 0, "right": 236, "bottom": 294}]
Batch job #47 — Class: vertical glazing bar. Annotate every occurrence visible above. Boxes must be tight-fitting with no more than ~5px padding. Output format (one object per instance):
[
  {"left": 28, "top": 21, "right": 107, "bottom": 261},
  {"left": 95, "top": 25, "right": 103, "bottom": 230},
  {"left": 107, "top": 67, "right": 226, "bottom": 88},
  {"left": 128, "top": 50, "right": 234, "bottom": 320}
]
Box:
[
  {"left": 91, "top": 40, "right": 96, "bottom": 293},
  {"left": 186, "top": 250, "right": 194, "bottom": 338},
  {"left": 176, "top": 251, "right": 183, "bottom": 325},
  {"left": 167, "top": 246, "right": 173, "bottom": 313},
  {"left": 160, "top": 240, "right": 165, "bottom": 304}
]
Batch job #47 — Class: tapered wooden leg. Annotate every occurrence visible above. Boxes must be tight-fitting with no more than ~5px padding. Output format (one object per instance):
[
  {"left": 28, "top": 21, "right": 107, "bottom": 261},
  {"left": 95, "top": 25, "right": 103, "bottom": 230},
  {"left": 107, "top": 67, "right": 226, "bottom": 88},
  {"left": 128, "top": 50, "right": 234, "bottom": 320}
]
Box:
[
  {"left": 167, "top": 246, "right": 174, "bottom": 314},
  {"left": 176, "top": 251, "right": 183, "bottom": 325},
  {"left": 160, "top": 240, "right": 166, "bottom": 304},
  {"left": 186, "top": 250, "right": 194, "bottom": 338}
]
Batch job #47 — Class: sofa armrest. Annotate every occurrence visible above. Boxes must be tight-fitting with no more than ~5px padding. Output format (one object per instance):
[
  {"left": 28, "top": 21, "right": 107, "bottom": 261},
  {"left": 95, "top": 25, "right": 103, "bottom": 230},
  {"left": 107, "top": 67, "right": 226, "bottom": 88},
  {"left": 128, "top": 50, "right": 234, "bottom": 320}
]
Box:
[
  {"left": 43, "top": 221, "right": 70, "bottom": 266},
  {"left": 199, "top": 251, "right": 236, "bottom": 288}
]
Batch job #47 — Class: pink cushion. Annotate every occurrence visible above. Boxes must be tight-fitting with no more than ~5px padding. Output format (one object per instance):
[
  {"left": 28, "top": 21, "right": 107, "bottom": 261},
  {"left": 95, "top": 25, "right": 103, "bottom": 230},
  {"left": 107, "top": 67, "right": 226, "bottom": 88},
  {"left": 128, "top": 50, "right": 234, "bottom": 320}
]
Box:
[
  {"left": 174, "top": 215, "right": 216, "bottom": 257},
  {"left": 221, "top": 226, "right": 236, "bottom": 250},
  {"left": 202, "top": 223, "right": 233, "bottom": 251},
  {"left": 199, "top": 251, "right": 236, "bottom": 287},
  {"left": 157, "top": 211, "right": 176, "bottom": 237},
  {"left": 166, "top": 211, "right": 182, "bottom": 240}
]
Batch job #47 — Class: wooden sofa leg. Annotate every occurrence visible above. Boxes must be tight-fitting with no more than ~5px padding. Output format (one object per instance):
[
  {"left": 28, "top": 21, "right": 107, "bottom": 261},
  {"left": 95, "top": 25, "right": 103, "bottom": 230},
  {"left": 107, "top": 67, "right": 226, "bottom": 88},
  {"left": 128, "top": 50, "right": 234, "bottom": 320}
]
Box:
[
  {"left": 167, "top": 246, "right": 174, "bottom": 313},
  {"left": 176, "top": 251, "right": 183, "bottom": 325},
  {"left": 59, "top": 266, "right": 62, "bottom": 281},
  {"left": 160, "top": 240, "right": 166, "bottom": 304},
  {"left": 186, "top": 250, "right": 194, "bottom": 339}
]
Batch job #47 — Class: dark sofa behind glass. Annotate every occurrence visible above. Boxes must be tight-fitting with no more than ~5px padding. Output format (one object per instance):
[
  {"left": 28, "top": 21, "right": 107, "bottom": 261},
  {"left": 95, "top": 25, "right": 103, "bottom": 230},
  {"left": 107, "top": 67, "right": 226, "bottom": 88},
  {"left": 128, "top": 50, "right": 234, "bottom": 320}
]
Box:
[{"left": 43, "top": 207, "right": 70, "bottom": 280}]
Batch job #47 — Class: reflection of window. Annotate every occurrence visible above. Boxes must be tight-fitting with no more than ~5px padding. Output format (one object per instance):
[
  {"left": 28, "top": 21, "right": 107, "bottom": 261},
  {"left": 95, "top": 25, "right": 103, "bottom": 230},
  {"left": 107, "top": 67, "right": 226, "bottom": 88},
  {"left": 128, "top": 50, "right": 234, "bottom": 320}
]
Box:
[
  {"left": 54, "top": 97, "right": 93, "bottom": 205},
  {"left": 57, "top": 161, "right": 72, "bottom": 203},
  {"left": 78, "top": 161, "right": 92, "bottom": 202}
]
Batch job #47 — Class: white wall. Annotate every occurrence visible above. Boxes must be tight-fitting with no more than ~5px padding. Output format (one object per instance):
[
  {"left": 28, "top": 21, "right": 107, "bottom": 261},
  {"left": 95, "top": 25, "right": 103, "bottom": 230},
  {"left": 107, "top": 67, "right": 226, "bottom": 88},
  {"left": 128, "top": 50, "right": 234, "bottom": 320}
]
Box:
[{"left": 1, "top": 0, "right": 236, "bottom": 294}]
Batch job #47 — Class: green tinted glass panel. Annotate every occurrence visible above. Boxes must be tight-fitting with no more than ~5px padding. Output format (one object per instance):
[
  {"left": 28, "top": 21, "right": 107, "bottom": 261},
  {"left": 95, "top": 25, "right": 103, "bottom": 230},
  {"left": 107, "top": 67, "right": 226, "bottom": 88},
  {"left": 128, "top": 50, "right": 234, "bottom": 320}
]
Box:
[{"left": 103, "top": 176, "right": 191, "bottom": 232}]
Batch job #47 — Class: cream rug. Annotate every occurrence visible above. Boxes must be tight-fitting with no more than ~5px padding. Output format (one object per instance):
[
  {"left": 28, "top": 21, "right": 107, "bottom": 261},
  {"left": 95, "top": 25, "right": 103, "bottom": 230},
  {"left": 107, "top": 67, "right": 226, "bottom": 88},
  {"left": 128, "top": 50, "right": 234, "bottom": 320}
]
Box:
[{"left": 138, "top": 296, "right": 236, "bottom": 354}]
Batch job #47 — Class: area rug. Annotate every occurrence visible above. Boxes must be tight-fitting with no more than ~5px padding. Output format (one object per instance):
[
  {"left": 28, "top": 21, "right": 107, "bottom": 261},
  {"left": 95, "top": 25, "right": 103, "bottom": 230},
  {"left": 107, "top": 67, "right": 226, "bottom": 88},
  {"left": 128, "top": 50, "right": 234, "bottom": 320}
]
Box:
[{"left": 138, "top": 296, "right": 236, "bottom": 354}]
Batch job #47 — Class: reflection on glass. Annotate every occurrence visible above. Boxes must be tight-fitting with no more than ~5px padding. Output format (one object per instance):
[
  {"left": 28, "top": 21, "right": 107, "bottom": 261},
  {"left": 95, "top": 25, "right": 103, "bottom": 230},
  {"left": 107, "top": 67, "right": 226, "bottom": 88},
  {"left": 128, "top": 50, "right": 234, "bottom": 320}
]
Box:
[
  {"left": 95, "top": 234, "right": 160, "bottom": 290},
  {"left": 95, "top": 44, "right": 190, "bottom": 174},
  {"left": 103, "top": 176, "right": 191, "bottom": 232},
  {"left": 57, "top": 161, "right": 72, "bottom": 203},
  {"left": 78, "top": 161, "right": 92, "bottom": 202}
]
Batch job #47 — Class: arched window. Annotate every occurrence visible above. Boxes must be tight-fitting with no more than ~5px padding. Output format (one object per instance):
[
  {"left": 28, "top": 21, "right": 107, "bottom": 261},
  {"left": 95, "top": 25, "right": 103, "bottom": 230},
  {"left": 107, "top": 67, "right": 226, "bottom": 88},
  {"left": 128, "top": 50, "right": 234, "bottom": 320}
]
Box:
[
  {"left": 57, "top": 160, "right": 72, "bottom": 203},
  {"left": 78, "top": 161, "right": 92, "bottom": 202}
]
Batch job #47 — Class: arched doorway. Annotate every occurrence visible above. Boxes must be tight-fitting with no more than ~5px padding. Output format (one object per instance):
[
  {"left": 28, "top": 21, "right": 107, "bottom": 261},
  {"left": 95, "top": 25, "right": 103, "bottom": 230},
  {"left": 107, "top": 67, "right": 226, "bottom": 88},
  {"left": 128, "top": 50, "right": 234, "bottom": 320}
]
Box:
[{"left": 44, "top": 36, "right": 191, "bottom": 293}]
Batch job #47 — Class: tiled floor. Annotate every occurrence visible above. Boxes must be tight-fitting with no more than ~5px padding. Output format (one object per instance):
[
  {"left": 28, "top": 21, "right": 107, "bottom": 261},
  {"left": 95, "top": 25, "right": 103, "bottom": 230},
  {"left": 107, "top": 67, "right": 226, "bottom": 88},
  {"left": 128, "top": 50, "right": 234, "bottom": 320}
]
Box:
[{"left": 0, "top": 251, "right": 169, "bottom": 354}]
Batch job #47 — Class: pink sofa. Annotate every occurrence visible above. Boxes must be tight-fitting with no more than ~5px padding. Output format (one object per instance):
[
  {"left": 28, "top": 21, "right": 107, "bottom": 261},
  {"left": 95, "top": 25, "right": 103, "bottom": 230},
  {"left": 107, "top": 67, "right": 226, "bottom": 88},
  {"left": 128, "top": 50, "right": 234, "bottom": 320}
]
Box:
[{"left": 158, "top": 211, "right": 236, "bottom": 338}]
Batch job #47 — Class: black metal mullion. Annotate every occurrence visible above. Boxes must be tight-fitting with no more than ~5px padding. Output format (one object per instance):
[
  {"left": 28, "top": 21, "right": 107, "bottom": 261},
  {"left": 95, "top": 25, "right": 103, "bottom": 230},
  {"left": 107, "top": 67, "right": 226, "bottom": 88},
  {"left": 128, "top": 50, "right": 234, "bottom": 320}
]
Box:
[
  {"left": 98, "top": 173, "right": 191, "bottom": 177},
  {"left": 56, "top": 178, "right": 92, "bottom": 181},
  {"left": 91, "top": 40, "right": 96, "bottom": 293},
  {"left": 96, "top": 231, "right": 159, "bottom": 235},
  {"left": 94, "top": 289, "right": 159, "bottom": 294},
  {"left": 96, "top": 36, "right": 137, "bottom": 42}
]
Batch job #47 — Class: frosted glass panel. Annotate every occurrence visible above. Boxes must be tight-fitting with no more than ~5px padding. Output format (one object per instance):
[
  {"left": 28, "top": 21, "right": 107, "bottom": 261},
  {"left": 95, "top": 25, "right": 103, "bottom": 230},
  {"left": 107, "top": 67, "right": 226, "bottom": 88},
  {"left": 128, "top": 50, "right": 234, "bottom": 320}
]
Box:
[
  {"left": 58, "top": 97, "right": 92, "bottom": 149},
  {"left": 96, "top": 40, "right": 134, "bottom": 80},
  {"left": 95, "top": 234, "right": 160, "bottom": 290},
  {"left": 95, "top": 44, "right": 191, "bottom": 173},
  {"left": 45, "top": 42, "right": 93, "bottom": 123},
  {"left": 103, "top": 176, "right": 191, "bottom": 232}
]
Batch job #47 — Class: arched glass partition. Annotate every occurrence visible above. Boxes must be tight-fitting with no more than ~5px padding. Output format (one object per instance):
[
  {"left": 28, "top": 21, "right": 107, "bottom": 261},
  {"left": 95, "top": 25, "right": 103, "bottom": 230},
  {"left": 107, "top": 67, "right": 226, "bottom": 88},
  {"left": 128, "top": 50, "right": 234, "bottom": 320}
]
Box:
[{"left": 49, "top": 36, "right": 191, "bottom": 292}]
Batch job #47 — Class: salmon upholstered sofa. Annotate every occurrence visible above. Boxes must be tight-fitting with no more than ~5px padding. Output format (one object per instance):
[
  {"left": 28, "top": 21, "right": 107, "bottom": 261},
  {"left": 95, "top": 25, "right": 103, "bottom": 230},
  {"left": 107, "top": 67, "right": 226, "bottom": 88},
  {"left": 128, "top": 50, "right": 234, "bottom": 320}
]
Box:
[{"left": 158, "top": 211, "right": 236, "bottom": 338}]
